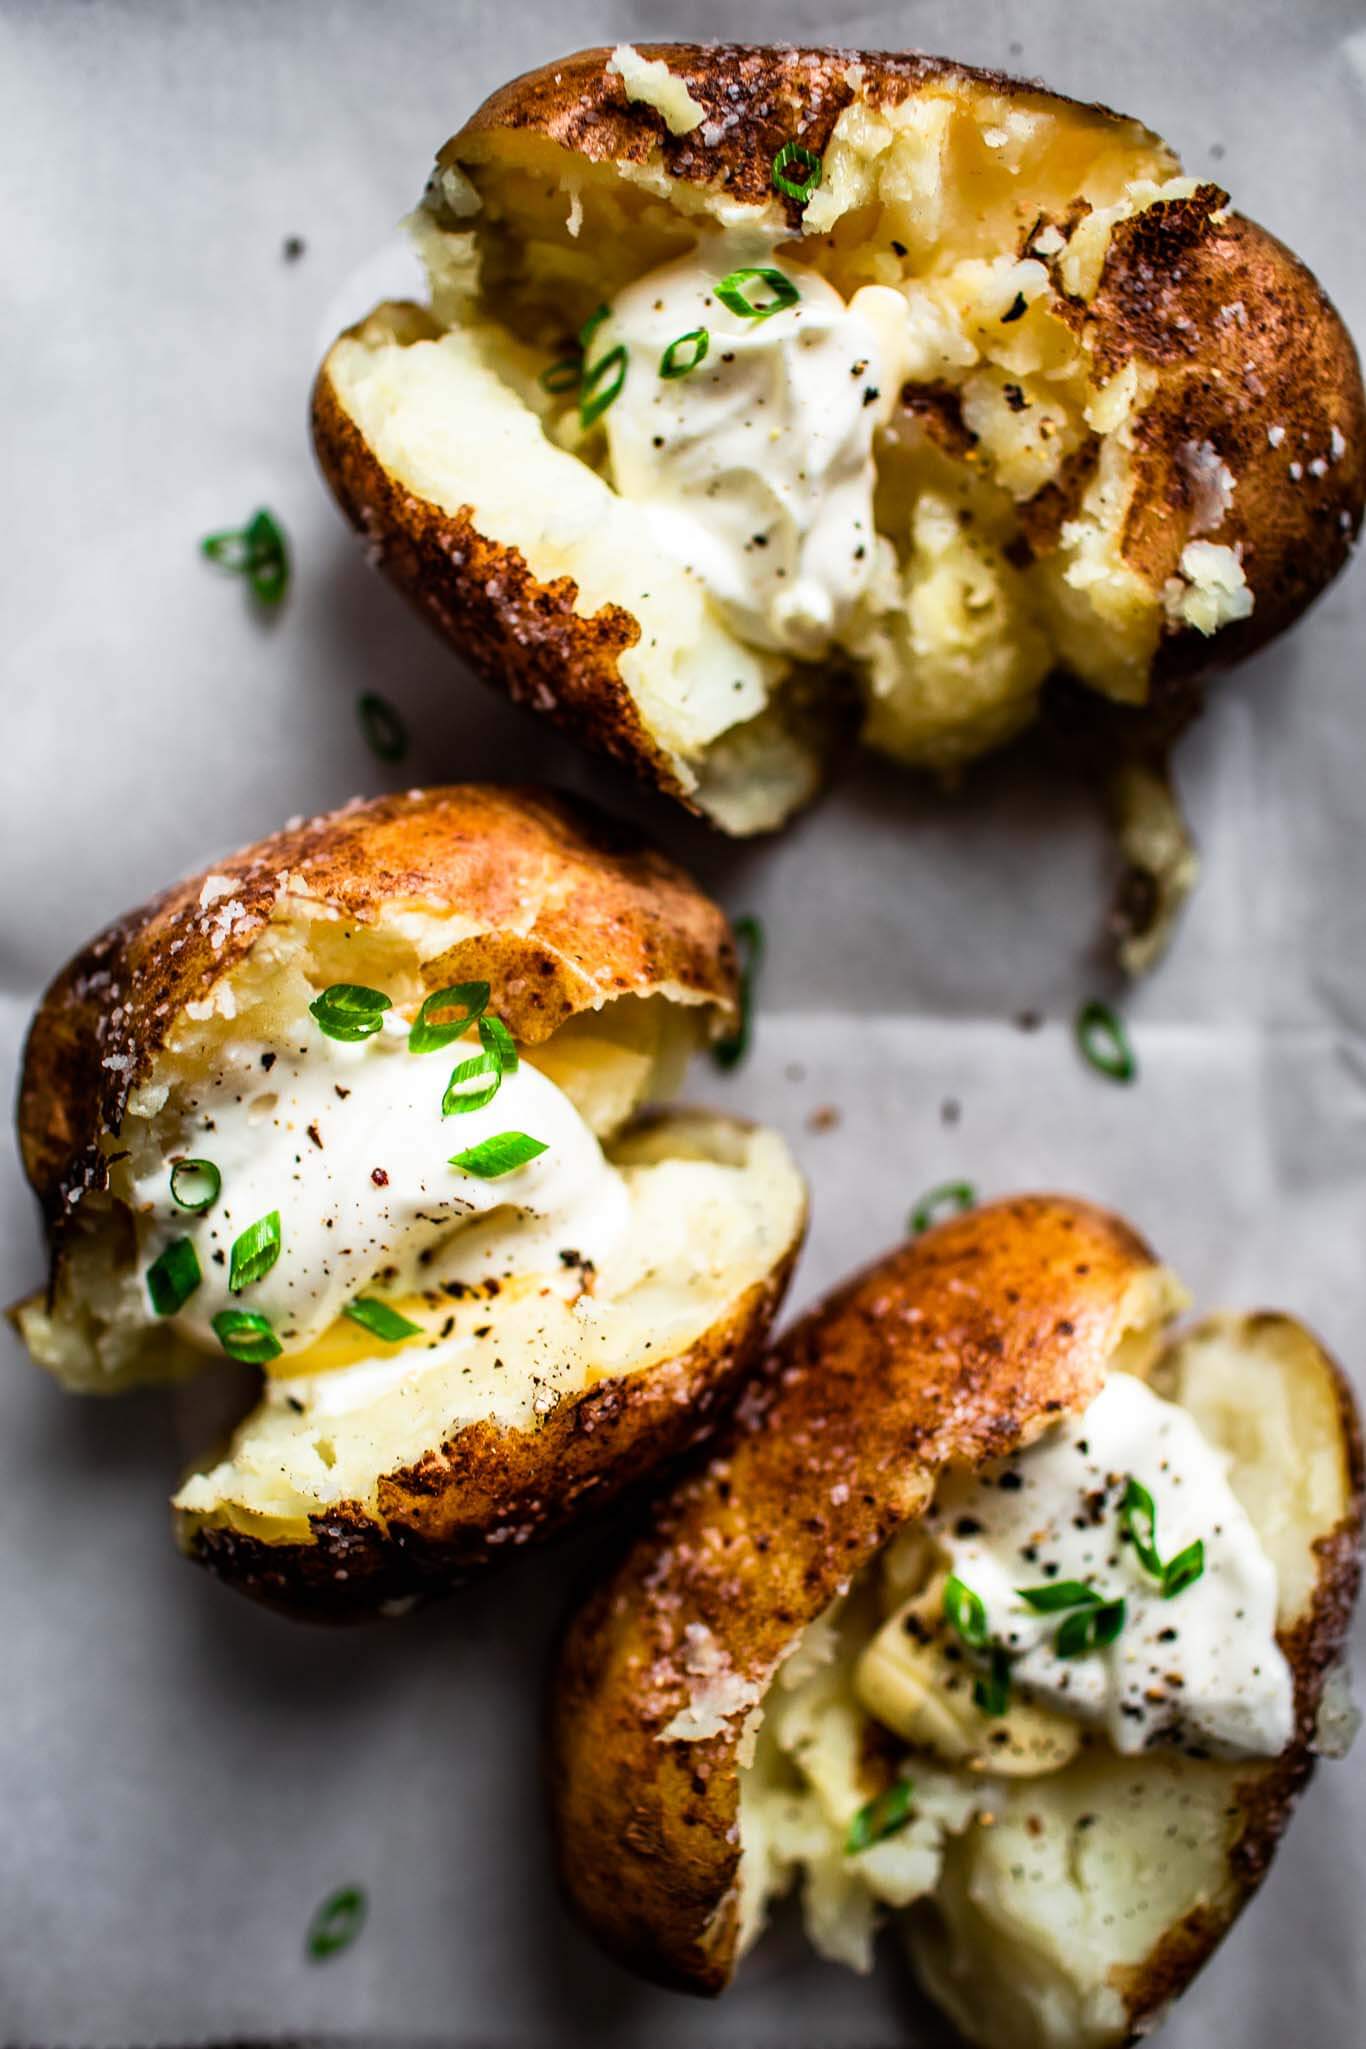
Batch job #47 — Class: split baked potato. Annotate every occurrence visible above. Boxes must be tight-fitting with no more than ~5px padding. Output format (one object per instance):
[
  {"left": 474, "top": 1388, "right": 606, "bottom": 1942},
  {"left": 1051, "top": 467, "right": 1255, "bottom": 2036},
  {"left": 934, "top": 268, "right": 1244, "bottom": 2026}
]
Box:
[
  {"left": 12, "top": 786, "right": 805, "bottom": 1618},
  {"left": 314, "top": 42, "right": 1364, "bottom": 961},
  {"left": 551, "top": 1196, "right": 1362, "bottom": 2045}
]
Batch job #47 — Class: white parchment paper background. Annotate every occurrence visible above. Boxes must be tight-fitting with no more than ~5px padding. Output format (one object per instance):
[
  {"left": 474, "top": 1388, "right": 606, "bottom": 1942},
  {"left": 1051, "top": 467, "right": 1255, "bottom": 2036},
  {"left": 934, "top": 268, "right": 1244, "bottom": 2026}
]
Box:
[{"left": 2, "top": 1, "right": 1364, "bottom": 2042}]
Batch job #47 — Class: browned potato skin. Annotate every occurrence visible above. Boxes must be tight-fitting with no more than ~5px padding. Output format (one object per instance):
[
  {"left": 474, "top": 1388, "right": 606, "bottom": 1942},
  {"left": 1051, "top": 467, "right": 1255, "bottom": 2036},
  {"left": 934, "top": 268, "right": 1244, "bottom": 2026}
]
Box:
[
  {"left": 314, "top": 45, "right": 1366, "bottom": 824},
  {"left": 549, "top": 1200, "right": 1363, "bottom": 2020}
]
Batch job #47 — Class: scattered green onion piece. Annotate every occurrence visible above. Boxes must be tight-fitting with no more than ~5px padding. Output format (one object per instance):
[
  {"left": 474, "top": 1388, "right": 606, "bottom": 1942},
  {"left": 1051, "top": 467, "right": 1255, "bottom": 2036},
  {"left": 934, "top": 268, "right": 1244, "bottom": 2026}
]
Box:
[
  {"left": 1119, "top": 1477, "right": 1163, "bottom": 1578},
  {"left": 1017, "top": 1581, "right": 1102, "bottom": 1614},
  {"left": 715, "top": 266, "right": 800, "bottom": 321},
  {"left": 212, "top": 1308, "right": 282, "bottom": 1366},
  {"left": 659, "top": 327, "right": 710, "bottom": 379},
  {"left": 200, "top": 508, "right": 289, "bottom": 605},
  {"left": 344, "top": 1297, "right": 422, "bottom": 1343},
  {"left": 539, "top": 357, "right": 581, "bottom": 395},
  {"left": 169, "top": 1158, "right": 221, "bottom": 1213},
  {"left": 305, "top": 1884, "right": 367, "bottom": 1962},
  {"left": 943, "top": 1574, "right": 989, "bottom": 1651},
  {"left": 449, "top": 1132, "right": 548, "bottom": 1179},
  {"left": 442, "top": 1048, "right": 502, "bottom": 1117},
  {"left": 578, "top": 304, "right": 609, "bottom": 351},
  {"left": 1056, "top": 1597, "right": 1127, "bottom": 1659},
  {"left": 408, "top": 982, "right": 490, "bottom": 1054},
  {"left": 1161, "top": 1538, "right": 1205, "bottom": 1600},
  {"left": 712, "top": 914, "right": 763, "bottom": 1071},
  {"left": 771, "top": 140, "right": 823, "bottom": 203},
  {"left": 228, "top": 1211, "right": 282, "bottom": 1294},
  {"left": 357, "top": 692, "right": 407, "bottom": 763},
  {"left": 845, "top": 1778, "right": 914, "bottom": 1855},
  {"left": 146, "top": 1238, "right": 201, "bottom": 1317},
  {"left": 972, "top": 1646, "right": 1013, "bottom": 1718},
  {"left": 478, "top": 1014, "right": 519, "bottom": 1073},
  {"left": 909, "top": 1180, "right": 976, "bottom": 1236},
  {"left": 1076, "top": 999, "right": 1137, "bottom": 1083},
  {"left": 579, "top": 343, "right": 628, "bottom": 429},
  {"left": 309, "top": 984, "right": 392, "bottom": 1042}
]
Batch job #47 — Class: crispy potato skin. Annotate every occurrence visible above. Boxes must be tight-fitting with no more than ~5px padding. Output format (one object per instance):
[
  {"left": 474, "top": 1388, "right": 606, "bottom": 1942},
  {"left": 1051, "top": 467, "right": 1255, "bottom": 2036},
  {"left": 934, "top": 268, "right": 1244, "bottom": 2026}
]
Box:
[
  {"left": 17, "top": 784, "right": 736, "bottom": 1253},
  {"left": 550, "top": 1196, "right": 1164, "bottom": 1993},
  {"left": 549, "top": 1205, "right": 1363, "bottom": 2018},
  {"left": 316, "top": 45, "right": 1365, "bottom": 826},
  {"left": 182, "top": 1231, "right": 802, "bottom": 1623}
]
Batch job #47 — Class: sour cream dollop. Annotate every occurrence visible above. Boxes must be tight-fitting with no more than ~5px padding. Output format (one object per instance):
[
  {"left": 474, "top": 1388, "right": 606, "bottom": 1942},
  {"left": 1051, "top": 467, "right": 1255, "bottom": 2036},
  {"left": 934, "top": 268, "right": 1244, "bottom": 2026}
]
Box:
[
  {"left": 597, "top": 244, "right": 909, "bottom": 659},
  {"left": 932, "top": 1372, "right": 1294, "bottom": 1759},
  {"left": 129, "top": 1013, "right": 628, "bottom": 1357}
]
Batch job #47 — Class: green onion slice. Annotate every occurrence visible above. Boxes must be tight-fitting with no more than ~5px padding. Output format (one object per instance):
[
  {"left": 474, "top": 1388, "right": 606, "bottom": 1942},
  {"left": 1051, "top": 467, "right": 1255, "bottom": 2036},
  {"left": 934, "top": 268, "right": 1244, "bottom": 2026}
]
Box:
[
  {"left": 772, "top": 141, "right": 823, "bottom": 202},
  {"left": 712, "top": 914, "right": 763, "bottom": 1071},
  {"left": 478, "top": 1014, "right": 519, "bottom": 1073},
  {"left": 845, "top": 1778, "right": 914, "bottom": 1856},
  {"left": 228, "top": 1211, "right": 282, "bottom": 1294},
  {"left": 1076, "top": 999, "right": 1137, "bottom": 1083},
  {"left": 147, "top": 1238, "right": 201, "bottom": 1317},
  {"left": 309, "top": 984, "right": 392, "bottom": 1042},
  {"left": 200, "top": 508, "right": 289, "bottom": 605},
  {"left": 1119, "top": 1477, "right": 1162, "bottom": 1577},
  {"left": 442, "top": 1048, "right": 502, "bottom": 1117},
  {"left": 169, "top": 1158, "right": 221, "bottom": 1213},
  {"left": 408, "top": 982, "right": 490, "bottom": 1054},
  {"left": 539, "top": 357, "right": 581, "bottom": 395},
  {"left": 578, "top": 304, "right": 609, "bottom": 351},
  {"left": 449, "top": 1132, "right": 548, "bottom": 1179},
  {"left": 943, "top": 1574, "right": 989, "bottom": 1650},
  {"left": 909, "top": 1180, "right": 976, "bottom": 1236},
  {"left": 305, "top": 1884, "right": 367, "bottom": 1961},
  {"left": 1161, "top": 1538, "right": 1205, "bottom": 1599},
  {"left": 1056, "top": 1597, "right": 1127, "bottom": 1659},
  {"left": 660, "top": 327, "right": 710, "bottom": 379},
  {"left": 972, "top": 1645, "right": 1012, "bottom": 1718},
  {"left": 579, "top": 343, "right": 628, "bottom": 429},
  {"left": 715, "top": 267, "right": 800, "bottom": 321},
  {"left": 357, "top": 692, "right": 407, "bottom": 764},
  {"left": 213, "top": 1308, "right": 282, "bottom": 1365},
  {"left": 344, "top": 1297, "right": 422, "bottom": 1343},
  {"left": 1017, "top": 1581, "right": 1101, "bottom": 1614}
]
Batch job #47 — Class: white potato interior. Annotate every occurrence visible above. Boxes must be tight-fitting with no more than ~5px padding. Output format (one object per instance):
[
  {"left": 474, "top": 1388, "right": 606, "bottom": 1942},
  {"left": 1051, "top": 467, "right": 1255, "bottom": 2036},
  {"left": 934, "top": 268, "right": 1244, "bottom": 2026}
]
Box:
[
  {"left": 737, "top": 1312, "right": 1355, "bottom": 2049},
  {"left": 328, "top": 72, "right": 1253, "bottom": 827}
]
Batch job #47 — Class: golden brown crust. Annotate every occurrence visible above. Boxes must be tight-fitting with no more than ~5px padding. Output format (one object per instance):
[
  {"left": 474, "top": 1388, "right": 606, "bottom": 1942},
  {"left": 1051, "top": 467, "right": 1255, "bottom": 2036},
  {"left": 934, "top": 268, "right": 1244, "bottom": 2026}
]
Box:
[
  {"left": 17, "top": 785, "right": 736, "bottom": 1247},
  {"left": 180, "top": 1232, "right": 802, "bottom": 1622},
  {"left": 550, "top": 1196, "right": 1162, "bottom": 1992}
]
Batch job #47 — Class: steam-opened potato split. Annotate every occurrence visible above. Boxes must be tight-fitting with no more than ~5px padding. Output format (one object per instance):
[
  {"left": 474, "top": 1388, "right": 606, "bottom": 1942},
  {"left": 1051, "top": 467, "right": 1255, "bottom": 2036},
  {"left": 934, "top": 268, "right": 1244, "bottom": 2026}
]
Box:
[
  {"left": 11, "top": 787, "right": 805, "bottom": 1618},
  {"left": 550, "top": 1197, "right": 1363, "bottom": 2048}
]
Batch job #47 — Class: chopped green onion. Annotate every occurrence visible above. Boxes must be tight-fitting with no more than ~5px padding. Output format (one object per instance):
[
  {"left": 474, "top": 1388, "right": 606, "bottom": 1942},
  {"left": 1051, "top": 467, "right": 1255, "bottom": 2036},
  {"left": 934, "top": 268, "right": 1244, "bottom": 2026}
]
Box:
[
  {"left": 212, "top": 1308, "right": 282, "bottom": 1365},
  {"left": 442, "top": 1048, "right": 502, "bottom": 1116},
  {"left": 715, "top": 267, "right": 800, "bottom": 321},
  {"left": 449, "top": 1131, "right": 548, "bottom": 1179},
  {"left": 228, "top": 1211, "right": 282, "bottom": 1294},
  {"left": 973, "top": 1645, "right": 1013, "bottom": 1718},
  {"left": 147, "top": 1238, "right": 201, "bottom": 1317},
  {"left": 200, "top": 508, "right": 289, "bottom": 605},
  {"left": 771, "top": 141, "right": 823, "bottom": 203},
  {"left": 309, "top": 984, "right": 392, "bottom": 1042},
  {"left": 1076, "top": 999, "right": 1137, "bottom": 1083},
  {"left": 408, "top": 982, "right": 490, "bottom": 1054},
  {"left": 1119, "top": 1477, "right": 1162, "bottom": 1577},
  {"left": 909, "top": 1181, "right": 976, "bottom": 1236},
  {"left": 539, "top": 357, "right": 581, "bottom": 395},
  {"left": 1017, "top": 1581, "right": 1102, "bottom": 1614},
  {"left": 660, "top": 327, "right": 710, "bottom": 379},
  {"left": 357, "top": 692, "right": 407, "bottom": 763},
  {"left": 712, "top": 914, "right": 763, "bottom": 1071},
  {"left": 579, "top": 343, "right": 628, "bottom": 429},
  {"left": 943, "top": 1574, "right": 989, "bottom": 1650},
  {"left": 1056, "top": 1597, "right": 1127, "bottom": 1659},
  {"left": 344, "top": 1297, "right": 422, "bottom": 1343},
  {"left": 1161, "top": 1539, "right": 1205, "bottom": 1599},
  {"left": 305, "top": 1884, "right": 367, "bottom": 1961},
  {"left": 578, "top": 304, "right": 609, "bottom": 351},
  {"left": 845, "top": 1778, "right": 914, "bottom": 1855},
  {"left": 478, "top": 1014, "right": 519, "bottom": 1073},
  {"left": 169, "top": 1158, "right": 221, "bottom": 1213}
]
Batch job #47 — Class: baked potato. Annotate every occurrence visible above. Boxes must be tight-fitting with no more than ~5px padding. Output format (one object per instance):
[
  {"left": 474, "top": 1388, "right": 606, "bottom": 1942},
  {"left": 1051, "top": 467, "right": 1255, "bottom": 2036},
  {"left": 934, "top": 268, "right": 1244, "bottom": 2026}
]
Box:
[
  {"left": 11, "top": 785, "right": 805, "bottom": 1618},
  {"left": 314, "top": 41, "right": 1364, "bottom": 955},
  {"left": 551, "top": 1196, "right": 1362, "bottom": 2045}
]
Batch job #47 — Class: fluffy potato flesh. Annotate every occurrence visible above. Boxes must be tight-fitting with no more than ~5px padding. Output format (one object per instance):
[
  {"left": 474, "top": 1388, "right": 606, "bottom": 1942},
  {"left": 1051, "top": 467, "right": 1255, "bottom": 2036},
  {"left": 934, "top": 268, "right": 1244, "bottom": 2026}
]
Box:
[
  {"left": 737, "top": 1312, "right": 1357, "bottom": 2047},
  {"left": 327, "top": 61, "right": 1280, "bottom": 828}
]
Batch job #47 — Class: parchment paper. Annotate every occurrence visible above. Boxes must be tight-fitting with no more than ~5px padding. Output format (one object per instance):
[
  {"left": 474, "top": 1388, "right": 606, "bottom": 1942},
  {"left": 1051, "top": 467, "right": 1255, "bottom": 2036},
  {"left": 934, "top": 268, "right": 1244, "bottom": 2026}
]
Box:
[{"left": 3, "top": 2, "right": 1364, "bottom": 2044}]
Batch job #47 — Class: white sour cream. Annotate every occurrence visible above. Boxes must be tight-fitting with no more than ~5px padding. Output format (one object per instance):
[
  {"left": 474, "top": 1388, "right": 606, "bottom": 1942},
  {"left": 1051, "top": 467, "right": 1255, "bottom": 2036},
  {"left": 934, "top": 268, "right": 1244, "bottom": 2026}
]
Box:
[
  {"left": 930, "top": 1373, "right": 1294, "bottom": 1759},
  {"left": 128, "top": 1013, "right": 628, "bottom": 1356},
  {"left": 598, "top": 242, "right": 909, "bottom": 659}
]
